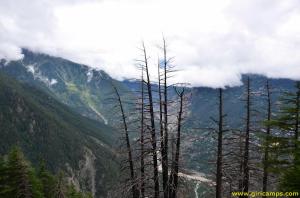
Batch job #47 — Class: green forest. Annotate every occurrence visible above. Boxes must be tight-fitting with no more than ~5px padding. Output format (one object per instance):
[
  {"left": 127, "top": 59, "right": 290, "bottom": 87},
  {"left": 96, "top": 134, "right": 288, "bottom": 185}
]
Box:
[{"left": 0, "top": 147, "right": 92, "bottom": 198}]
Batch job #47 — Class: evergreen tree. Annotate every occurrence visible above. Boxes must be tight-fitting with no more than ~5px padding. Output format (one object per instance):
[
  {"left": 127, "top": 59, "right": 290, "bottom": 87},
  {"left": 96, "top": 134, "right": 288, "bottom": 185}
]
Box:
[
  {"left": 0, "top": 155, "right": 11, "bottom": 196},
  {"left": 267, "top": 82, "right": 300, "bottom": 191},
  {"left": 67, "top": 184, "right": 81, "bottom": 198},
  {"left": 280, "top": 152, "right": 300, "bottom": 191},
  {"left": 0, "top": 148, "right": 93, "bottom": 198},
  {"left": 6, "top": 147, "right": 43, "bottom": 198},
  {"left": 66, "top": 184, "right": 93, "bottom": 198},
  {"left": 37, "top": 161, "right": 56, "bottom": 198}
]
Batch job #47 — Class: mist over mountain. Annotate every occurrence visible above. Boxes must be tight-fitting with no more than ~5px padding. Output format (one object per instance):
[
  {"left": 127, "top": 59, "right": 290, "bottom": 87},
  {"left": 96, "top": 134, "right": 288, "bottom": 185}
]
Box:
[
  {"left": 1, "top": 49, "right": 133, "bottom": 125},
  {"left": 0, "top": 50, "right": 298, "bottom": 197},
  {"left": 1, "top": 0, "right": 300, "bottom": 88},
  {"left": 1, "top": 0, "right": 300, "bottom": 197}
]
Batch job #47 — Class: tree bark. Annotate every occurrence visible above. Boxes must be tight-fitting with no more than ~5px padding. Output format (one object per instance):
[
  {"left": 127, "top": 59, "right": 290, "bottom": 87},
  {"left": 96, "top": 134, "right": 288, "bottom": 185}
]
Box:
[
  {"left": 169, "top": 88, "right": 184, "bottom": 198},
  {"left": 262, "top": 80, "right": 271, "bottom": 195},
  {"left": 113, "top": 85, "right": 138, "bottom": 198},
  {"left": 142, "top": 42, "right": 160, "bottom": 198},
  {"left": 162, "top": 38, "right": 169, "bottom": 198},
  {"left": 242, "top": 77, "right": 251, "bottom": 195},
  {"left": 295, "top": 82, "right": 300, "bottom": 144},
  {"left": 140, "top": 69, "right": 145, "bottom": 198},
  {"left": 216, "top": 88, "right": 223, "bottom": 198}
]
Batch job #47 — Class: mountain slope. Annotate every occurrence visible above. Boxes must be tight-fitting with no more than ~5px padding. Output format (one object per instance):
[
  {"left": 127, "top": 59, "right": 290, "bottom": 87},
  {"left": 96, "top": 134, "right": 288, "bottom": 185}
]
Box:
[
  {"left": 0, "top": 72, "right": 119, "bottom": 197},
  {"left": 0, "top": 49, "right": 132, "bottom": 125},
  {"left": 1, "top": 49, "right": 297, "bottom": 194},
  {"left": 124, "top": 75, "right": 296, "bottom": 174}
]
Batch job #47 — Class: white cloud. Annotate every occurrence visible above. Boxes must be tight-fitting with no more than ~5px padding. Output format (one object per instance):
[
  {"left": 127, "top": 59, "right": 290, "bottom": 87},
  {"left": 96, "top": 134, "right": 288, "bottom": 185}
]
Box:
[{"left": 0, "top": 0, "right": 300, "bottom": 88}]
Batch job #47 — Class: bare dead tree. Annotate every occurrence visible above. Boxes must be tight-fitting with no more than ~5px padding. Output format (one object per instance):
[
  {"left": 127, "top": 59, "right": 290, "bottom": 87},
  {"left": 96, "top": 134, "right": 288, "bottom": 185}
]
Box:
[
  {"left": 169, "top": 86, "right": 186, "bottom": 198},
  {"left": 222, "top": 128, "right": 245, "bottom": 195},
  {"left": 216, "top": 88, "right": 224, "bottom": 198},
  {"left": 112, "top": 85, "right": 139, "bottom": 198},
  {"left": 161, "top": 37, "right": 170, "bottom": 198},
  {"left": 142, "top": 42, "right": 160, "bottom": 198},
  {"left": 241, "top": 76, "right": 251, "bottom": 195},
  {"left": 295, "top": 81, "right": 300, "bottom": 145},
  {"left": 140, "top": 67, "right": 146, "bottom": 198},
  {"left": 158, "top": 58, "right": 164, "bottom": 186},
  {"left": 262, "top": 80, "right": 272, "bottom": 195},
  {"left": 220, "top": 78, "right": 255, "bottom": 197},
  {"left": 114, "top": 38, "right": 185, "bottom": 198}
]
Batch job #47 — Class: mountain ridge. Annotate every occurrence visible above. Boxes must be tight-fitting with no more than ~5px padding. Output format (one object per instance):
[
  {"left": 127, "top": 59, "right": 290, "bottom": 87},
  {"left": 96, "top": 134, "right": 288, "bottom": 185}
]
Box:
[
  {"left": 0, "top": 49, "right": 132, "bottom": 125},
  {"left": 0, "top": 72, "right": 119, "bottom": 197},
  {"left": 1, "top": 49, "right": 298, "bottom": 197}
]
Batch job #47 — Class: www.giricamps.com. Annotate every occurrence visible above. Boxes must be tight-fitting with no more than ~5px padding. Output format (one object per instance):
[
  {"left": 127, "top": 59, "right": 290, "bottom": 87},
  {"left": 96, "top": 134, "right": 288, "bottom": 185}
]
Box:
[{"left": 231, "top": 191, "right": 299, "bottom": 197}]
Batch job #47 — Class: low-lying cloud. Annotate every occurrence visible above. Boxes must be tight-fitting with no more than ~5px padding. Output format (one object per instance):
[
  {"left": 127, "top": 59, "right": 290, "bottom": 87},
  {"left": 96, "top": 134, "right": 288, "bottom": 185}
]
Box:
[{"left": 1, "top": 0, "right": 300, "bottom": 88}]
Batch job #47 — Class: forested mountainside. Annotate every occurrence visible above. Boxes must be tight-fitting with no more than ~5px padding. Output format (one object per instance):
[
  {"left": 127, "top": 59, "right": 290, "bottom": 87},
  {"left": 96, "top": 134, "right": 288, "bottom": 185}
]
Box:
[
  {"left": 0, "top": 73, "right": 119, "bottom": 197},
  {"left": 0, "top": 147, "right": 93, "bottom": 198}
]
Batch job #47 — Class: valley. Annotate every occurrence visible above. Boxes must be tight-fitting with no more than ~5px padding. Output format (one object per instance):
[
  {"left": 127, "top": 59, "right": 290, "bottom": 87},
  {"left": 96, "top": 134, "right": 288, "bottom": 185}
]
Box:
[{"left": 0, "top": 50, "right": 298, "bottom": 197}]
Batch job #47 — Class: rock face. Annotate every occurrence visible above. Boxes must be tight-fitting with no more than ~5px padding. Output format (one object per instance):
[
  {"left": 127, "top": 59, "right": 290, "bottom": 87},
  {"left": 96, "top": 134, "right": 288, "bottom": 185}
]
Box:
[
  {"left": 66, "top": 147, "right": 97, "bottom": 196},
  {"left": 79, "top": 147, "right": 97, "bottom": 196}
]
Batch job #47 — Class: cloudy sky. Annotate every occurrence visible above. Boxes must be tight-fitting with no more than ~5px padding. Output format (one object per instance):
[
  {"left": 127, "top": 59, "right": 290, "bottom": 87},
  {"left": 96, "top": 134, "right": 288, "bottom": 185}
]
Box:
[{"left": 1, "top": 0, "right": 300, "bottom": 88}]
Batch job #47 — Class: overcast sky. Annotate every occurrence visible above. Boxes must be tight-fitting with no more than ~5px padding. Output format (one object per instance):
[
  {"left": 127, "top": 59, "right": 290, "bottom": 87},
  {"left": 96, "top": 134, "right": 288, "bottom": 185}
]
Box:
[{"left": 1, "top": 0, "right": 300, "bottom": 88}]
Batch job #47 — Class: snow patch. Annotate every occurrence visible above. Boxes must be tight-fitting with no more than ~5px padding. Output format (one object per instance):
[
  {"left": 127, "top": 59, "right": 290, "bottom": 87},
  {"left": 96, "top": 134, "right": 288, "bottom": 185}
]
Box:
[
  {"left": 26, "top": 64, "right": 35, "bottom": 73},
  {"left": 50, "top": 78, "right": 57, "bottom": 85},
  {"left": 23, "top": 62, "right": 57, "bottom": 87},
  {"left": 86, "top": 68, "right": 93, "bottom": 83}
]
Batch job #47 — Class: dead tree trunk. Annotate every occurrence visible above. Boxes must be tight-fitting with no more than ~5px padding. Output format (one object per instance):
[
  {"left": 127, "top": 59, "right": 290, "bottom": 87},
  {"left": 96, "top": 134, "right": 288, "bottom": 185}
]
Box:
[
  {"left": 295, "top": 82, "right": 300, "bottom": 144},
  {"left": 216, "top": 88, "right": 224, "bottom": 198},
  {"left": 158, "top": 60, "right": 164, "bottom": 155},
  {"left": 162, "top": 38, "right": 169, "bottom": 198},
  {"left": 142, "top": 42, "right": 160, "bottom": 198},
  {"left": 262, "top": 80, "right": 271, "bottom": 195},
  {"left": 238, "top": 130, "right": 244, "bottom": 193},
  {"left": 169, "top": 87, "right": 185, "bottom": 198},
  {"left": 242, "top": 77, "right": 251, "bottom": 194},
  {"left": 140, "top": 68, "right": 145, "bottom": 198},
  {"left": 113, "top": 85, "right": 138, "bottom": 198}
]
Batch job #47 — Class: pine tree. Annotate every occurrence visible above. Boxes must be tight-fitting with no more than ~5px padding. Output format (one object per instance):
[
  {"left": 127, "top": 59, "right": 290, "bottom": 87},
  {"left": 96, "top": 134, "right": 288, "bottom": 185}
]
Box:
[
  {"left": 0, "top": 155, "right": 11, "bottom": 196},
  {"left": 0, "top": 148, "right": 93, "bottom": 198},
  {"left": 6, "top": 147, "right": 43, "bottom": 198},
  {"left": 67, "top": 184, "right": 80, "bottom": 198},
  {"left": 37, "top": 161, "right": 56, "bottom": 198},
  {"left": 266, "top": 82, "right": 300, "bottom": 191},
  {"left": 280, "top": 151, "right": 300, "bottom": 191}
]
